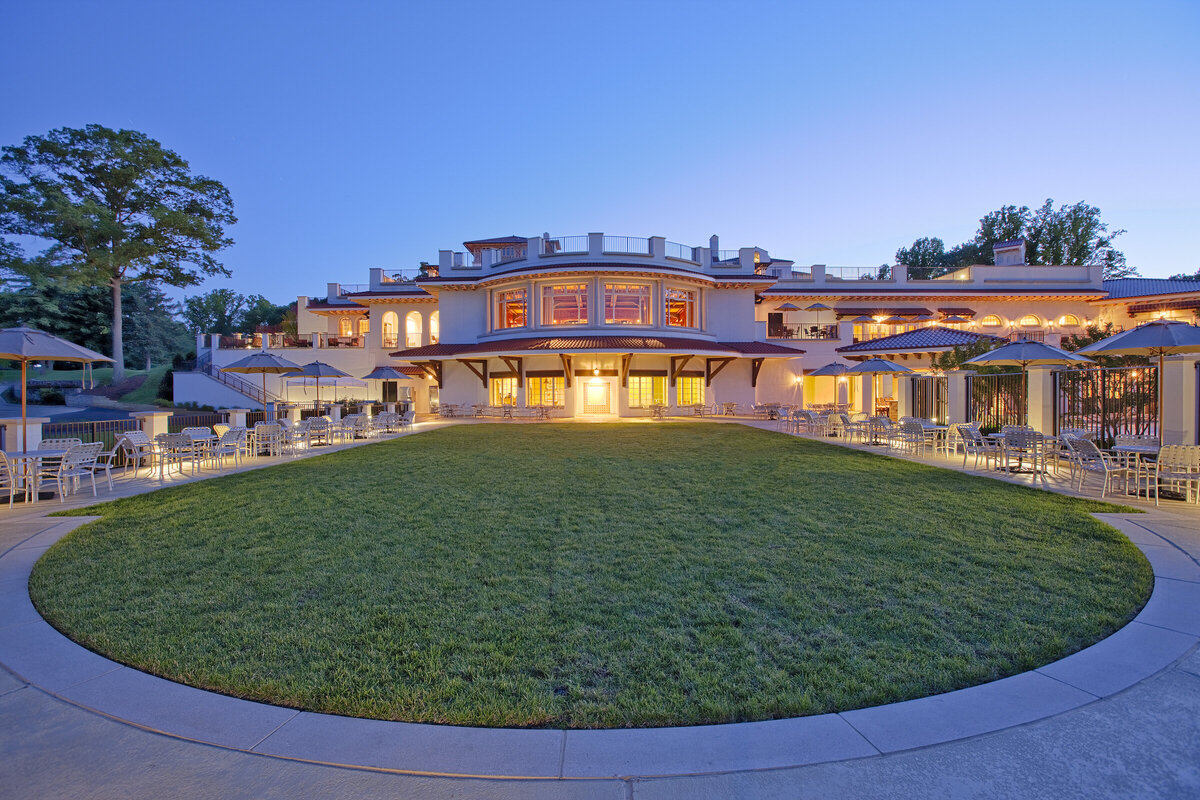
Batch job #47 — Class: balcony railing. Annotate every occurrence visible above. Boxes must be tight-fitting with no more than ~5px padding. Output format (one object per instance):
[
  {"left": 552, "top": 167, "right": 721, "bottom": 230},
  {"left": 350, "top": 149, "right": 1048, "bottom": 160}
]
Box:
[
  {"left": 665, "top": 241, "right": 696, "bottom": 261},
  {"left": 768, "top": 324, "right": 839, "bottom": 341},
  {"left": 906, "top": 265, "right": 972, "bottom": 281},
  {"left": 380, "top": 270, "right": 423, "bottom": 283},
  {"left": 317, "top": 333, "right": 365, "bottom": 348},
  {"left": 337, "top": 284, "right": 369, "bottom": 295},
  {"left": 1009, "top": 330, "right": 1046, "bottom": 343},
  {"left": 603, "top": 236, "right": 650, "bottom": 255},
  {"left": 713, "top": 250, "right": 740, "bottom": 263},
  {"left": 266, "top": 333, "right": 313, "bottom": 349},
  {"left": 826, "top": 265, "right": 893, "bottom": 281},
  {"left": 544, "top": 235, "right": 588, "bottom": 254},
  {"left": 758, "top": 266, "right": 813, "bottom": 280}
]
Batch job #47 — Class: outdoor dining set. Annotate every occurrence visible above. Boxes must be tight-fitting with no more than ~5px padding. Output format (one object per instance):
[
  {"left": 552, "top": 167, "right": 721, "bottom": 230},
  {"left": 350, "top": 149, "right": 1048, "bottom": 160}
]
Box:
[{"left": 0, "top": 410, "right": 415, "bottom": 507}]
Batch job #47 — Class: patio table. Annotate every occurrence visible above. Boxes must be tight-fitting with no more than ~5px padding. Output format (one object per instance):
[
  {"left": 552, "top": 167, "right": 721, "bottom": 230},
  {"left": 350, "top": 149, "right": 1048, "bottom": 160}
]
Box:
[
  {"left": 649, "top": 404, "right": 667, "bottom": 420},
  {"left": 3, "top": 449, "right": 67, "bottom": 501},
  {"left": 722, "top": 402, "right": 737, "bottom": 416}
]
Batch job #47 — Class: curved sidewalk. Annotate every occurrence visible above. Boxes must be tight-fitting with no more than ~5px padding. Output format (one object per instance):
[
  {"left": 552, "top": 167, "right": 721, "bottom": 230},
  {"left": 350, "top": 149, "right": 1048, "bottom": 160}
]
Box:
[{"left": 1, "top": 423, "right": 1199, "bottom": 796}]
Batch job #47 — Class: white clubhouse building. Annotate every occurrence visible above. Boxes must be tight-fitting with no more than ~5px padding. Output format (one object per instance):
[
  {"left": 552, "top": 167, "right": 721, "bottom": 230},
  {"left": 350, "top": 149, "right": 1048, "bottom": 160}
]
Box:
[{"left": 177, "top": 231, "right": 1200, "bottom": 417}]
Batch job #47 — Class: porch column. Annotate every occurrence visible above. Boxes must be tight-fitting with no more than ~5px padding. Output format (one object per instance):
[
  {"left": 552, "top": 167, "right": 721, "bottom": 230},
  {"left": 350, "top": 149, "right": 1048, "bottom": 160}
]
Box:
[
  {"left": 132, "top": 410, "right": 173, "bottom": 439},
  {"left": 0, "top": 417, "right": 50, "bottom": 451},
  {"left": 1161, "top": 355, "right": 1200, "bottom": 445},
  {"left": 856, "top": 374, "right": 874, "bottom": 416},
  {"left": 1026, "top": 366, "right": 1057, "bottom": 436},
  {"left": 947, "top": 370, "right": 974, "bottom": 425},
  {"left": 896, "top": 375, "right": 914, "bottom": 418},
  {"left": 228, "top": 409, "right": 250, "bottom": 428}
]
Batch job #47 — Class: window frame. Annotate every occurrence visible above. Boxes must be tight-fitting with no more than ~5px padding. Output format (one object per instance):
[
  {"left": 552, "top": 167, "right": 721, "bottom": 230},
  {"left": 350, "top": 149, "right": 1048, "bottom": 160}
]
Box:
[
  {"left": 664, "top": 287, "right": 698, "bottom": 329},
  {"left": 604, "top": 283, "right": 652, "bottom": 326},
  {"left": 494, "top": 288, "right": 529, "bottom": 330},
  {"left": 540, "top": 283, "right": 590, "bottom": 326}
]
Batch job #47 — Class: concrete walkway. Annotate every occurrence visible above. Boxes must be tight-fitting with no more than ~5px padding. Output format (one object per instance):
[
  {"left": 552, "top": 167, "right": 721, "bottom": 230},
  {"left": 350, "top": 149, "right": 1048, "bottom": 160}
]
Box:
[{"left": 1, "top": 421, "right": 1198, "bottom": 798}]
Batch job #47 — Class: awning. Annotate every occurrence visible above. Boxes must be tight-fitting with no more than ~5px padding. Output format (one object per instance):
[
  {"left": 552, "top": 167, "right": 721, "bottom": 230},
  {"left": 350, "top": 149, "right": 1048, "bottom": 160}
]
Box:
[{"left": 833, "top": 307, "right": 933, "bottom": 319}]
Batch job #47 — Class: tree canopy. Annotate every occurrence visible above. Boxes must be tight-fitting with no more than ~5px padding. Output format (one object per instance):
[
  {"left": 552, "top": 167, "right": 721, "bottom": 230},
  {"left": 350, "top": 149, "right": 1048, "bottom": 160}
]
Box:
[
  {"left": 182, "top": 288, "right": 290, "bottom": 336},
  {"left": 0, "top": 124, "right": 235, "bottom": 380},
  {"left": 895, "top": 200, "right": 1135, "bottom": 280}
]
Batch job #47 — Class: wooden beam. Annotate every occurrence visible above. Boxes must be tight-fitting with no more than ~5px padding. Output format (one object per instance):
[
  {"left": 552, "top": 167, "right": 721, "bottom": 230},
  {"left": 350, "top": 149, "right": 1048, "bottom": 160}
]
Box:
[
  {"left": 500, "top": 356, "right": 523, "bottom": 388},
  {"left": 705, "top": 357, "right": 734, "bottom": 387},
  {"left": 559, "top": 353, "right": 572, "bottom": 388},
  {"left": 416, "top": 360, "right": 443, "bottom": 388},
  {"left": 751, "top": 358, "right": 764, "bottom": 388},
  {"left": 669, "top": 355, "right": 693, "bottom": 387},
  {"left": 620, "top": 354, "right": 632, "bottom": 388},
  {"left": 457, "top": 359, "right": 488, "bottom": 387}
]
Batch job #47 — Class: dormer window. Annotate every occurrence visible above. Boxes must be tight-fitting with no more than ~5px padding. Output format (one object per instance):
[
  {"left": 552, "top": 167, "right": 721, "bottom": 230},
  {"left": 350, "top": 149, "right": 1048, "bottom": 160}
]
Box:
[
  {"left": 665, "top": 288, "right": 696, "bottom": 328},
  {"left": 496, "top": 289, "right": 528, "bottom": 330},
  {"left": 542, "top": 284, "right": 588, "bottom": 325}
]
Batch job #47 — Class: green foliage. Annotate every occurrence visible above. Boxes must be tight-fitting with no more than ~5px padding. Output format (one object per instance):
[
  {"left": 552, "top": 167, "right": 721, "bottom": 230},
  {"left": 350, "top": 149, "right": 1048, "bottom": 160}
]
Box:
[
  {"left": 182, "top": 288, "right": 289, "bottom": 335},
  {"left": 0, "top": 124, "right": 236, "bottom": 379},
  {"left": 1167, "top": 268, "right": 1200, "bottom": 281},
  {"left": 155, "top": 367, "right": 174, "bottom": 402},
  {"left": 33, "top": 425, "right": 1149, "bottom": 728},
  {"left": 1060, "top": 323, "right": 1147, "bottom": 367},
  {"left": 930, "top": 337, "right": 1008, "bottom": 374},
  {"left": 897, "top": 199, "right": 1134, "bottom": 279}
]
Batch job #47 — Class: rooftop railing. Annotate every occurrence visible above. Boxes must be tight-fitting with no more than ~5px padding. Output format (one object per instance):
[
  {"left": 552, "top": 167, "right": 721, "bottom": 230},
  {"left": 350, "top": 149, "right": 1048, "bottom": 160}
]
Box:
[
  {"left": 665, "top": 241, "right": 696, "bottom": 262},
  {"left": 906, "top": 266, "right": 973, "bottom": 281},
  {"left": 713, "top": 250, "right": 740, "bottom": 262},
  {"left": 825, "top": 266, "right": 893, "bottom": 281},
  {"left": 603, "top": 235, "right": 650, "bottom": 255},
  {"left": 544, "top": 235, "right": 589, "bottom": 254}
]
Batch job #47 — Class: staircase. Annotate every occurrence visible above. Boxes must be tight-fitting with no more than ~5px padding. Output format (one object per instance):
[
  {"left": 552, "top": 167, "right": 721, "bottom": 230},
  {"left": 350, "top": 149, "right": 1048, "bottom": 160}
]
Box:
[{"left": 188, "top": 351, "right": 284, "bottom": 406}]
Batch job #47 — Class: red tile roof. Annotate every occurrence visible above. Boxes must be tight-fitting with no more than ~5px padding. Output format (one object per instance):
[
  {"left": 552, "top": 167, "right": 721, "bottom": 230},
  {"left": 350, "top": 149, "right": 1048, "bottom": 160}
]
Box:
[
  {"left": 836, "top": 326, "right": 1003, "bottom": 354},
  {"left": 390, "top": 336, "right": 802, "bottom": 359}
]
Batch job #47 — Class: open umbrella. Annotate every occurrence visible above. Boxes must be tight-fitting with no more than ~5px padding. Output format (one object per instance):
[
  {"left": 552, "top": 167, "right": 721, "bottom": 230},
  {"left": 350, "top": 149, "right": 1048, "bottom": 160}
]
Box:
[
  {"left": 806, "top": 362, "right": 849, "bottom": 377},
  {"left": 291, "top": 361, "right": 354, "bottom": 410},
  {"left": 806, "top": 303, "right": 833, "bottom": 333},
  {"left": 361, "top": 366, "right": 413, "bottom": 406},
  {"left": 219, "top": 352, "right": 303, "bottom": 418},
  {"left": 846, "top": 357, "right": 912, "bottom": 415},
  {"left": 963, "top": 340, "right": 1093, "bottom": 371},
  {"left": 0, "top": 326, "right": 112, "bottom": 451},
  {"left": 1075, "top": 320, "right": 1200, "bottom": 440}
]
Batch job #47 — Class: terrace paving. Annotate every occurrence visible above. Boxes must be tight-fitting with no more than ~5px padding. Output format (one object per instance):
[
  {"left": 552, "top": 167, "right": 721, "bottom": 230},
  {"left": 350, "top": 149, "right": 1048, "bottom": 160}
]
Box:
[{"left": 0, "top": 418, "right": 1197, "bottom": 798}]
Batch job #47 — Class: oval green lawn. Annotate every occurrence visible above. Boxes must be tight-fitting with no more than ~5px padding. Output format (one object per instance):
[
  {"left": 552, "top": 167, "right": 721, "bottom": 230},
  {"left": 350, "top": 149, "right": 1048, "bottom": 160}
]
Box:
[{"left": 31, "top": 423, "right": 1151, "bottom": 728}]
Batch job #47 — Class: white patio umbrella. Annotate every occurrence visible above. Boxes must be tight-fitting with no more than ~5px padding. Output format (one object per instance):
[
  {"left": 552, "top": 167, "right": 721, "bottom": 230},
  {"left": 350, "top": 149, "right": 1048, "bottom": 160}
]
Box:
[
  {"left": 219, "top": 352, "right": 303, "bottom": 417},
  {"left": 846, "top": 357, "right": 912, "bottom": 414},
  {"left": 1075, "top": 320, "right": 1200, "bottom": 440},
  {"left": 0, "top": 326, "right": 112, "bottom": 451},
  {"left": 291, "top": 361, "right": 354, "bottom": 410}
]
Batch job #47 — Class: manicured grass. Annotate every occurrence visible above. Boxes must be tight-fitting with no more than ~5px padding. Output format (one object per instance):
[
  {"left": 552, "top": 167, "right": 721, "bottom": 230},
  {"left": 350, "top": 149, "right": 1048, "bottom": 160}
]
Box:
[
  {"left": 30, "top": 424, "right": 1151, "bottom": 729},
  {"left": 117, "top": 365, "right": 170, "bottom": 404}
]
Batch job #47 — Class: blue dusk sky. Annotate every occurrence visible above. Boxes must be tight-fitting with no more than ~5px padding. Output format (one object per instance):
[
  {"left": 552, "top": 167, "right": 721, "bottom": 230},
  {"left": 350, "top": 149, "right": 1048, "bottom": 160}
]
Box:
[{"left": 2, "top": 0, "right": 1198, "bottom": 302}]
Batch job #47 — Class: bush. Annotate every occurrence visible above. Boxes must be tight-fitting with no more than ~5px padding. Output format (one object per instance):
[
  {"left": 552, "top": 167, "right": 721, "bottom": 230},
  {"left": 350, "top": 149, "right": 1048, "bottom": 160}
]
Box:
[{"left": 156, "top": 369, "right": 174, "bottom": 401}]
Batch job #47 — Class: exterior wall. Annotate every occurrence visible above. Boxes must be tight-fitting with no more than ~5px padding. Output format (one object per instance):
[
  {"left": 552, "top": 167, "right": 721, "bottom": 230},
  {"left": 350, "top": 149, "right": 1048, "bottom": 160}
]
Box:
[
  {"left": 706, "top": 288, "right": 759, "bottom": 341},
  {"left": 173, "top": 372, "right": 268, "bottom": 410}
]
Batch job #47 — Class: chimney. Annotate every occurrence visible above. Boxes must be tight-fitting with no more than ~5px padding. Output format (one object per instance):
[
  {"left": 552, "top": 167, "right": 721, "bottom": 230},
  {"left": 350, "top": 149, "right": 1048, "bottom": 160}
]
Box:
[
  {"left": 992, "top": 239, "right": 1026, "bottom": 266},
  {"left": 710, "top": 234, "right": 719, "bottom": 262}
]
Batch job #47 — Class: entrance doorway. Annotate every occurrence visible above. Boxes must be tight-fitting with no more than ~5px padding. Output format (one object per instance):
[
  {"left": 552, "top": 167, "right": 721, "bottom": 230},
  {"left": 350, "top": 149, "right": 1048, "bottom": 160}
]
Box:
[{"left": 579, "top": 377, "right": 614, "bottom": 415}]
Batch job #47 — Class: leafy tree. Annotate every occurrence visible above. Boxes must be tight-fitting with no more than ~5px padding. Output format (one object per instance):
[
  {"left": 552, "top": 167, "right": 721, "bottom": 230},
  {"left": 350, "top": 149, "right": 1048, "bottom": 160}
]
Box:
[
  {"left": 1060, "top": 323, "right": 1146, "bottom": 367},
  {"left": 1167, "top": 268, "right": 1200, "bottom": 281},
  {"left": 182, "top": 288, "right": 246, "bottom": 335},
  {"left": 929, "top": 338, "right": 1006, "bottom": 374},
  {"left": 121, "top": 283, "right": 192, "bottom": 370},
  {"left": 0, "top": 125, "right": 235, "bottom": 381},
  {"left": 240, "top": 294, "right": 290, "bottom": 332}
]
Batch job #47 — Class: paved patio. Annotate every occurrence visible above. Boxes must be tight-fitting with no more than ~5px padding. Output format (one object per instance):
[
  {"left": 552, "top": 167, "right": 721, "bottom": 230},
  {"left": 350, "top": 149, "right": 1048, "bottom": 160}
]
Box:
[{"left": 1, "top": 420, "right": 1197, "bottom": 798}]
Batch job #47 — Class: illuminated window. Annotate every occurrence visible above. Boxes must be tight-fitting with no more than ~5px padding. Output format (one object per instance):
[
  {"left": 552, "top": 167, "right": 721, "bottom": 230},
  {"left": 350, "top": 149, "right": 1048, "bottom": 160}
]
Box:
[
  {"left": 605, "top": 284, "right": 650, "bottom": 325},
  {"left": 1060, "top": 314, "right": 1080, "bottom": 327},
  {"left": 1018, "top": 314, "right": 1040, "bottom": 327},
  {"left": 527, "top": 376, "right": 565, "bottom": 406},
  {"left": 490, "top": 376, "right": 518, "bottom": 406},
  {"left": 429, "top": 310, "right": 440, "bottom": 344},
  {"left": 980, "top": 314, "right": 1003, "bottom": 327},
  {"left": 627, "top": 375, "right": 666, "bottom": 407},
  {"left": 495, "top": 289, "right": 527, "bottom": 329},
  {"left": 338, "top": 317, "right": 352, "bottom": 336},
  {"left": 677, "top": 376, "right": 704, "bottom": 405},
  {"left": 381, "top": 311, "right": 399, "bottom": 348},
  {"left": 541, "top": 284, "right": 588, "bottom": 325},
  {"left": 357, "top": 317, "right": 369, "bottom": 335},
  {"left": 665, "top": 288, "right": 696, "bottom": 328},
  {"left": 405, "top": 311, "right": 423, "bottom": 348}
]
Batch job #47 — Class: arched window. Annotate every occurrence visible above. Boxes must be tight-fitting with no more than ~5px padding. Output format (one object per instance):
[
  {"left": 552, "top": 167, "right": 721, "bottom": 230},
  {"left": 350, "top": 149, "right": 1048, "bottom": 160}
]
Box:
[
  {"left": 1018, "top": 314, "right": 1041, "bottom": 327},
  {"left": 429, "top": 310, "right": 439, "bottom": 344},
  {"left": 357, "top": 317, "right": 369, "bottom": 336},
  {"left": 338, "top": 317, "right": 352, "bottom": 336},
  {"left": 406, "top": 311, "right": 423, "bottom": 348},
  {"left": 980, "top": 314, "right": 1002, "bottom": 327},
  {"left": 1060, "top": 314, "right": 1080, "bottom": 327},
  {"left": 381, "top": 311, "right": 399, "bottom": 348}
]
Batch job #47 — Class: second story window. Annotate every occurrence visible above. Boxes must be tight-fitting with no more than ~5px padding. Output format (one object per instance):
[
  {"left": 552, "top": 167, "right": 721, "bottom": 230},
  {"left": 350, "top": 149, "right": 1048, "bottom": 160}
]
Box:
[
  {"left": 406, "top": 311, "right": 423, "bottom": 347},
  {"left": 542, "top": 284, "right": 588, "bottom": 325},
  {"left": 665, "top": 288, "right": 696, "bottom": 328},
  {"left": 604, "top": 284, "right": 650, "bottom": 325},
  {"left": 496, "top": 289, "right": 528, "bottom": 330}
]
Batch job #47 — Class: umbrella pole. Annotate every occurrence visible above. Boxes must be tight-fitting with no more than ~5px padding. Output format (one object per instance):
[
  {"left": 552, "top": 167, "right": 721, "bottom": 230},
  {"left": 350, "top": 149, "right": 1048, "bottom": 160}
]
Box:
[
  {"left": 1159, "top": 352, "right": 1165, "bottom": 443},
  {"left": 21, "top": 360, "right": 27, "bottom": 452}
]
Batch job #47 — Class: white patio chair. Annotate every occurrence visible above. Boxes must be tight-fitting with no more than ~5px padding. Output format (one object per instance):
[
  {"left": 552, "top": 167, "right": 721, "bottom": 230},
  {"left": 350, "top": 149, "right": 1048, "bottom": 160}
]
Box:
[
  {"left": 117, "top": 431, "right": 156, "bottom": 477},
  {"left": 1068, "top": 437, "right": 1131, "bottom": 498},
  {"left": 959, "top": 426, "right": 1000, "bottom": 471},
  {"left": 1150, "top": 445, "right": 1200, "bottom": 506},
  {"left": 38, "top": 438, "right": 83, "bottom": 451},
  {"left": 0, "top": 454, "right": 16, "bottom": 508}
]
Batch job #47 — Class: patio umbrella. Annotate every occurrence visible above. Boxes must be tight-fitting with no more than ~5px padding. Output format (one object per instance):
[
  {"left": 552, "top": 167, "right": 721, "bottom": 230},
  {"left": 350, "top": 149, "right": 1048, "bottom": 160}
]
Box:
[
  {"left": 806, "top": 302, "right": 832, "bottom": 331},
  {"left": 0, "top": 326, "right": 112, "bottom": 451},
  {"left": 963, "top": 340, "right": 1093, "bottom": 371},
  {"left": 219, "top": 352, "right": 303, "bottom": 417},
  {"left": 846, "top": 357, "right": 912, "bottom": 414},
  {"left": 942, "top": 315, "right": 971, "bottom": 324},
  {"left": 806, "top": 362, "right": 850, "bottom": 377},
  {"left": 292, "top": 361, "right": 353, "bottom": 410},
  {"left": 361, "top": 366, "right": 412, "bottom": 406},
  {"left": 1075, "top": 320, "right": 1200, "bottom": 440}
]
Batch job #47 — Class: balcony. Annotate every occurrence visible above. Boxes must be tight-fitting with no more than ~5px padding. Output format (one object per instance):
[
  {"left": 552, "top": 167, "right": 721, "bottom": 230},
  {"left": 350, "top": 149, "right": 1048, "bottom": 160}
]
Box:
[
  {"left": 217, "top": 333, "right": 312, "bottom": 350},
  {"left": 317, "top": 333, "right": 365, "bottom": 348},
  {"left": 768, "top": 324, "right": 839, "bottom": 341},
  {"left": 602, "top": 235, "right": 650, "bottom": 255},
  {"left": 826, "top": 266, "right": 893, "bottom": 281},
  {"left": 1008, "top": 330, "right": 1046, "bottom": 343}
]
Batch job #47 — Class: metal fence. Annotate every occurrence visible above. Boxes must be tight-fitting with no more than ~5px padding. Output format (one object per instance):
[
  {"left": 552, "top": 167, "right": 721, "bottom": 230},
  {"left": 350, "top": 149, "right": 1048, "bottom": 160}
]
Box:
[
  {"left": 602, "top": 235, "right": 650, "bottom": 255},
  {"left": 41, "top": 418, "right": 141, "bottom": 451},
  {"left": 968, "top": 372, "right": 1027, "bottom": 431},
  {"left": 912, "top": 375, "right": 948, "bottom": 423},
  {"left": 167, "top": 412, "right": 228, "bottom": 433},
  {"left": 664, "top": 241, "right": 695, "bottom": 261},
  {"left": 1054, "top": 366, "right": 1158, "bottom": 445}
]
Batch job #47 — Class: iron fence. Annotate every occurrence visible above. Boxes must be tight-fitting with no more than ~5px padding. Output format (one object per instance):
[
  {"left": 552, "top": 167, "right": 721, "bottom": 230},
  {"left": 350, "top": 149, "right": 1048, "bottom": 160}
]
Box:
[
  {"left": 968, "top": 372, "right": 1026, "bottom": 431},
  {"left": 912, "top": 375, "right": 948, "bottom": 423},
  {"left": 41, "top": 418, "right": 141, "bottom": 451},
  {"left": 1054, "top": 366, "right": 1158, "bottom": 445},
  {"left": 167, "top": 412, "right": 228, "bottom": 433},
  {"left": 602, "top": 236, "right": 650, "bottom": 255}
]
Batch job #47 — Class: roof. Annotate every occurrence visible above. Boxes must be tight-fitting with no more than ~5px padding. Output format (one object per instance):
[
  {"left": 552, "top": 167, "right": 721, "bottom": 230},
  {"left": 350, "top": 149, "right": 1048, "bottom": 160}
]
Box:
[
  {"left": 390, "top": 336, "right": 803, "bottom": 359},
  {"left": 463, "top": 235, "right": 527, "bottom": 251},
  {"left": 937, "top": 307, "right": 976, "bottom": 317},
  {"left": 832, "top": 307, "right": 933, "bottom": 318},
  {"left": 836, "top": 326, "right": 1004, "bottom": 354},
  {"left": 994, "top": 239, "right": 1025, "bottom": 248},
  {"left": 1102, "top": 278, "right": 1200, "bottom": 300},
  {"left": 305, "top": 299, "right": 367, "bottom": 313},
  {"left": 420, "top": 261, "right": 776, "bottom": 289},
  {"left": 343, "top": 289, "right": 433, "bottom": 298}
]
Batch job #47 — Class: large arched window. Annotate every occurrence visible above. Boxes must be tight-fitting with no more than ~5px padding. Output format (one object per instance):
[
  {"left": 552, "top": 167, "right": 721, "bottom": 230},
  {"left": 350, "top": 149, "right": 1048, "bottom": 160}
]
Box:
[
  {"left": 338, "top": 317, "right": 352, "bottom": 336},
  {"left": 1018, "top": 314, "right": 1041, "bottom": 327},
  {"left": 980, "top": 314, "right": 1003, "bottom": 327},
  {"left": 429, "top": 310, "right": 440, "bottom": 344},
  {"left": 357, "top": 317, "right": 369, "bottom": 336},
  {"left": 1060, "top": 314, "right": 1080, "bottom": 327},
  {"left": 381, "top": 311, "right": 399, "bottom": 348},
  {"left": 406, "top": 311, "right": 423, "bottom": 348}
]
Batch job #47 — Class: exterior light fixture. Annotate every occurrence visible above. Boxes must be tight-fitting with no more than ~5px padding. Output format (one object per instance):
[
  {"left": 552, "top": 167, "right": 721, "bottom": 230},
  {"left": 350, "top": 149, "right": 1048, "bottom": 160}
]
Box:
[{"left": 593, "top": 368, "right": 600, "bottom": 376}]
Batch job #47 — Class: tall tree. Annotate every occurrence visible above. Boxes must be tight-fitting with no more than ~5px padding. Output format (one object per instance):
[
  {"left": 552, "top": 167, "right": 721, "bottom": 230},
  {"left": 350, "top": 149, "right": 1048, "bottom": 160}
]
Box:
[
  {"left": 182, "top": 288, "right": 247, "bottom": 336},
  {"left": 0, "top": 125, "right": 235, "bottom": 380},
  {"left": 121, "top": 283, "right": 192, "bottom": 370},
  {"left": 239, "top": 294, "right": 289, "bottom": 332}
]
